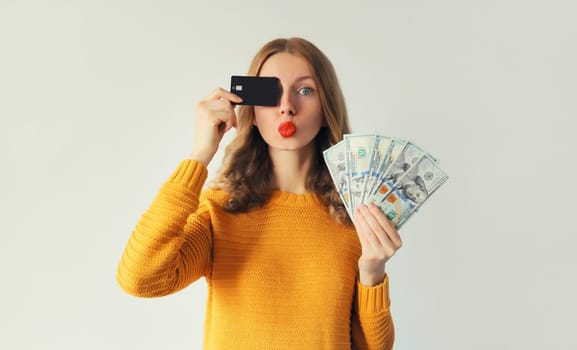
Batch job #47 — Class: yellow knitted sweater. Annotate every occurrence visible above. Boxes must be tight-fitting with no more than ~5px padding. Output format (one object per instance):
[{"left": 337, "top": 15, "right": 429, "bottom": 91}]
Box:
[{"left": 117, "top": 160, "right": 394, "bottom": 349}]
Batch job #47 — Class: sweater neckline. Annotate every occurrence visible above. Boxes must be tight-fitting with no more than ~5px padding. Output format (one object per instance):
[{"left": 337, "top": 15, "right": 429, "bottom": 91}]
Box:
[{"left": 268, "top": 190, "right": 323, "bottom": 207}]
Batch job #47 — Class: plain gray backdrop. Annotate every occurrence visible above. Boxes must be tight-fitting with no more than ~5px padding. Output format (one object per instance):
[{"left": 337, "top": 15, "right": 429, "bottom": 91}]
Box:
[{"left": 1, "top": 0, "right": 576, "bottom": 349}]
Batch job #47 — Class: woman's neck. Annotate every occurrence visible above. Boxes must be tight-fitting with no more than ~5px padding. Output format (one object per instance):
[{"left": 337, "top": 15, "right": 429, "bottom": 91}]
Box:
[{"left": 269, "top": 144, "right": 315, "bottom": 194}]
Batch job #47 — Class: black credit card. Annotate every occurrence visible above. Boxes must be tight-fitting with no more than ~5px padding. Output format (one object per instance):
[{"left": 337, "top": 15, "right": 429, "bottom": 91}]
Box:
[{"left": 230, "top": 76, "right": 281, "bottom": 106}]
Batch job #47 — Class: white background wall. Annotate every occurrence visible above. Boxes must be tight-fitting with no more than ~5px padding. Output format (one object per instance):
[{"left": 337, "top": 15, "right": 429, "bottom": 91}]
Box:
[{"left": 1, "top": 0, "right": 576, "bottom": 349}]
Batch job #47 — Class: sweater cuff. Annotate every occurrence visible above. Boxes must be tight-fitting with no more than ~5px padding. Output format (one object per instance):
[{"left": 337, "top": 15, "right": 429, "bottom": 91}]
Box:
[
  {"left": 167, "top": 159, "right": 208, "bottom": 193},
  {"left": 356, "top": 274, "right": 391, "bottom": 313}
]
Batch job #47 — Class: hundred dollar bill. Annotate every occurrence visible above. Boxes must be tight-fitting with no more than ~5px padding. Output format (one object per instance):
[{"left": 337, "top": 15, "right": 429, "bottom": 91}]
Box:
[
  {"left": 363, "top": 137, "right": 406, "bottom": 203},
  {"left": 323, "top": 140, "right": 352, "bottom": 217},
  {"left": 345, "top": 134, "right": 376, "bottom": 213},
  {"left": 368, "top": 154, "right": 448, "bottom": 228},
  {"left": 368, "top": 141, "right": 435, "bottom": 202}
]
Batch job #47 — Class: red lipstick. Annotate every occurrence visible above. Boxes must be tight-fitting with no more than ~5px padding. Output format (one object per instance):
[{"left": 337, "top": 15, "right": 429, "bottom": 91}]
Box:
[{"left": 278, "top": 121, "right": 296, "bottom": 138}]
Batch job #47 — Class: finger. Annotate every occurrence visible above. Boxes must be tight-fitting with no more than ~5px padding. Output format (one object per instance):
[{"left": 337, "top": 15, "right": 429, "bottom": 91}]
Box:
[
  {"left": 361, "top": 205, "right": 397, "bottom": 257},
  {"left": 229, "top": 110, "right": 238, "bottom": 129},
  {"left": 202, "top": 89, "right": 241, "bottom": 130},
  {"left": 227, "top": 91, "right": 243, "bottom": 104},
  {"left": 215, "top": 104, "right": 237, "bottom": 131},
  {"left": 358, "top": 204, "right": 395, "bottom": 251},
  {"left": 198, "top": 101, "right": 230, "bottom": 127},
  {"left": 208, "top": 88, "right": 243, "bottom": 104},
  {"left": 367, "top": 203, "right": 403, "bottom": 250},
  {"left": 354, "top": 207, "right": 385, "bottom": 252},
  {"left": 367, "top": 203, "right": 403, "bottom": 249},
  {"left": 223, "top": 111, "right": 238, "bottom": 132},
  {"left": 212, "top": 98, "right": 239, "bottom": 130}
]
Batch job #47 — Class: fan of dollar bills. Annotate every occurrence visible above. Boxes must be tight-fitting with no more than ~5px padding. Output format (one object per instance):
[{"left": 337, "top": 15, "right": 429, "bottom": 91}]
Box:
[{"left": 323, "top": 134, "right": 448, "bottom": 229}]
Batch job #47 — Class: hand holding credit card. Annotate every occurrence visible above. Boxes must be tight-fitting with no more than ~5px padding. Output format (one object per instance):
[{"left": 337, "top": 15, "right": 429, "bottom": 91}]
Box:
[{"left": 230, "top": 76, "right": 281, "bottom": 106}]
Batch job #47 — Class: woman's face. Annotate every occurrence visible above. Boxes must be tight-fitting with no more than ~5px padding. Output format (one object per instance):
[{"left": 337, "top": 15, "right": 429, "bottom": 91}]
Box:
[{"left": 253, "top": 52, "right": 323, "bottom": 152}]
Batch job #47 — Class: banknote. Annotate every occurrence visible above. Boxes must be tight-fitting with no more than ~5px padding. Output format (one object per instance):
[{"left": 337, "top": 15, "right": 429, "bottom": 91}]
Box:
[
  {"left": 323, "top": 140, "right": 352, "bottom": 217},
  {"left": 362, "top": 137, "right": 406, "bottom": 203},
  {"left": 344, "top": 134, "right": 376, "bottom": 213},
  {"left": 323, "top": 133, "right": 447, "bottom": 225},
  {"left": 367, "top": 154, "right": 448, "bottom": 228},
  {"left": 361, "top": 135, "right": 394, "bottom": 204},
  {"left": 368, "top": 141, "right": 434, "bottom": 203}
]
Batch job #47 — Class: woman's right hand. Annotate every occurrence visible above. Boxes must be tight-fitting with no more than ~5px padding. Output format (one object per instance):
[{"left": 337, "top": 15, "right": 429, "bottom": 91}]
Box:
[{"left": 189, "top": 88, "right": 243, "bottom": 166}]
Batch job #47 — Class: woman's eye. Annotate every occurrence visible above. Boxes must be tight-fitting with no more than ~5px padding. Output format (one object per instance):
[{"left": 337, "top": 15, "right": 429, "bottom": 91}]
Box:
[{"left": 297, "top": 87, "right": 314, "bottom": 96}]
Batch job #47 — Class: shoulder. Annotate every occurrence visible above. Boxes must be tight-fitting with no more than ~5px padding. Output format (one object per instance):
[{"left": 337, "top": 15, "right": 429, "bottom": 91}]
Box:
[
  {"left": 190, "top": 187, "right": 229, "bottom": 221},
  {"left": 200, "top": 187, "right": 229, "bottom": 207},
  {"left": 200, "top": 187, "right": 228, "bottom": 205}
]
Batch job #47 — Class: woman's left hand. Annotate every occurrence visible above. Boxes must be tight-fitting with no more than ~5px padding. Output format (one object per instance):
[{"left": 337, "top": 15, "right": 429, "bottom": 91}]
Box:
[{"left": 353, "top": 203, "right": 403, "bottom": 286}]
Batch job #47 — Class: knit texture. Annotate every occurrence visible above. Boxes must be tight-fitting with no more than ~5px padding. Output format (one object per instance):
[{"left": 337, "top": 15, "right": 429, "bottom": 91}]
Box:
[{"left": 117, "top": 160, "right": 394, "bottom": 349}]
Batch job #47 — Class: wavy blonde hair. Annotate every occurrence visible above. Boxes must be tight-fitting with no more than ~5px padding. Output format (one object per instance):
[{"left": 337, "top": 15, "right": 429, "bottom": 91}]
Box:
[{"left": 213, "top": 37, "right": 352, "bottom": 224}]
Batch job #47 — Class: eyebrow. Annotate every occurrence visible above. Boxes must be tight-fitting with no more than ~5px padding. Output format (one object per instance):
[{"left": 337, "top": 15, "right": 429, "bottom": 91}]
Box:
[{"left": 295, "top": 75, "right": 315, "bottom": 83}]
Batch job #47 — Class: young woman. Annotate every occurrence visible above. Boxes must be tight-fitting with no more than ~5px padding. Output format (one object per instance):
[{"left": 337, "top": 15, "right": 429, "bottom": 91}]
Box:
[{"left": 117, "top": 37, "right": 402, "bottom": 349}]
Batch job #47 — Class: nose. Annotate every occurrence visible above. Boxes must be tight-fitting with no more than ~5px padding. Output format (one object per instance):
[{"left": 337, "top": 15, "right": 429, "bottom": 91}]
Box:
[{"left": 279, "top": 89, "right": 296, "bottom": 116}]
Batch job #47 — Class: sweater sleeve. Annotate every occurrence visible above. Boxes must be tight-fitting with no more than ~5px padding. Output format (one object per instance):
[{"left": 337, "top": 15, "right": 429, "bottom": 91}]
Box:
[
  {"left": 351, "top": 275, "right": 395, "bottom": 350},
  {"left": 116, "top": 160, "right": 212, "bottom": 298}
]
